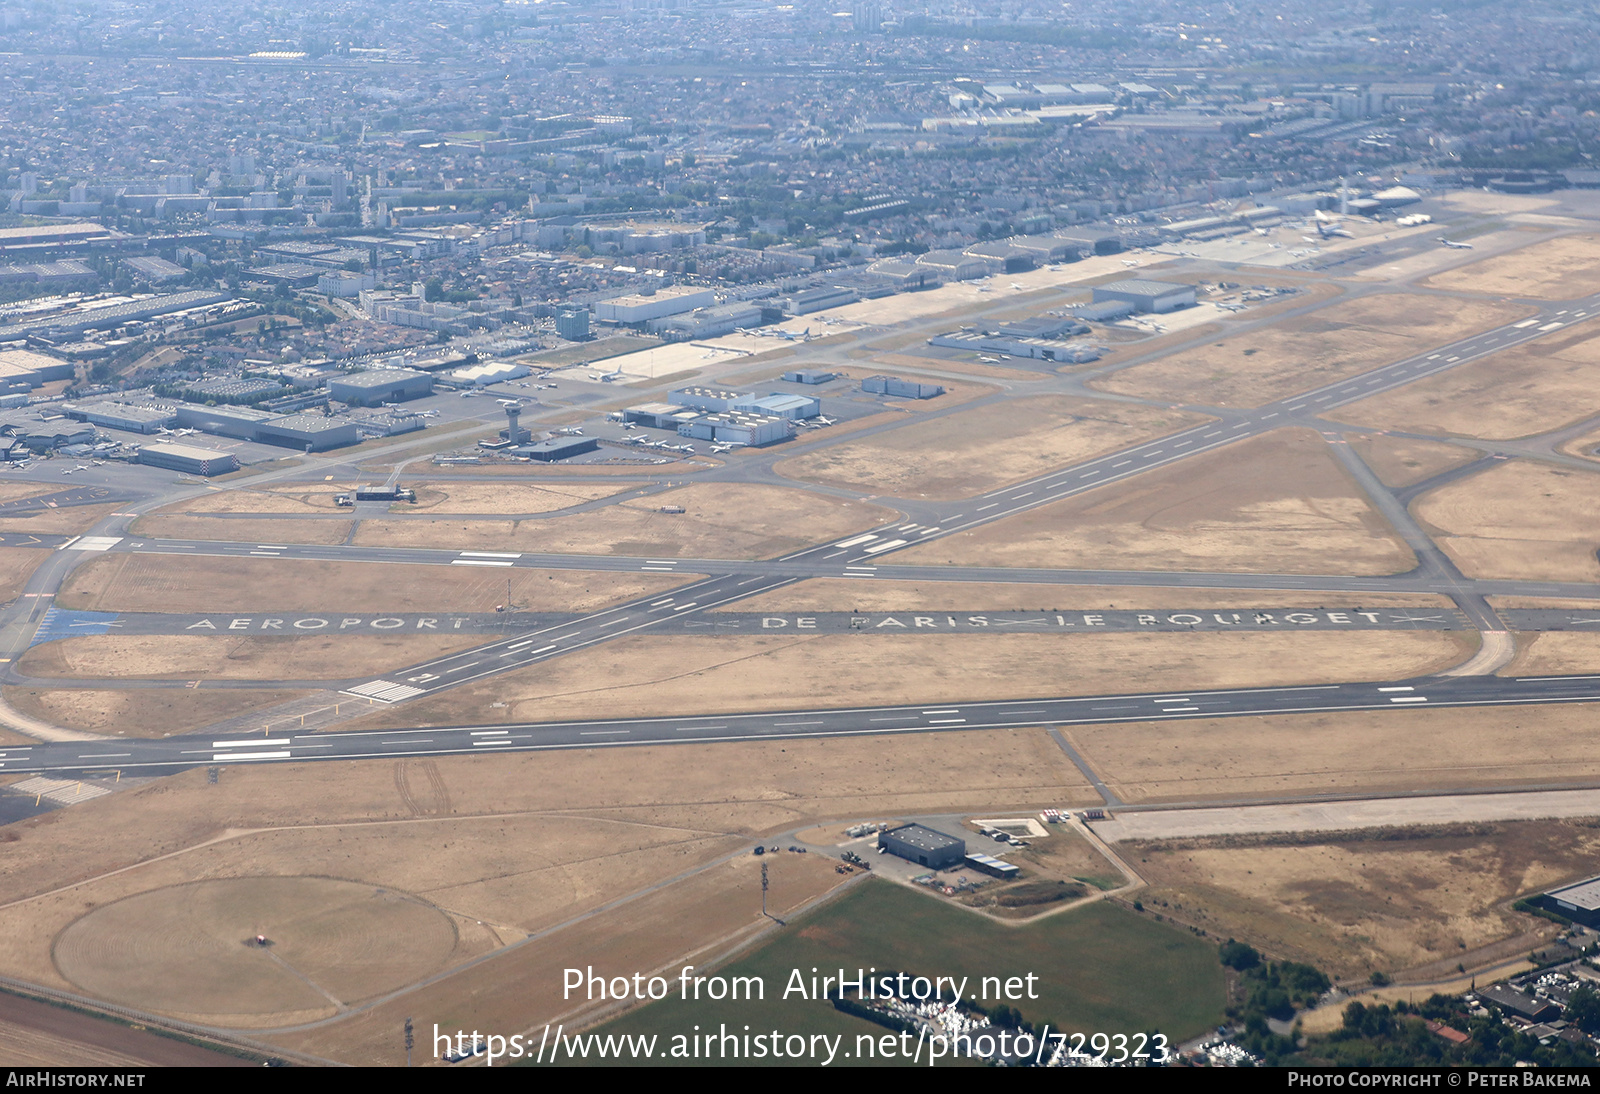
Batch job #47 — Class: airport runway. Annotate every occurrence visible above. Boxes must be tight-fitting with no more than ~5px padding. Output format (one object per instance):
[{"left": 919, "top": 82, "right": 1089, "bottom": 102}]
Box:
[
  {"left": 28, "top": 605, "right": 1491, "bottom": 639},
  {"left": 3, "top": 671, "right": 1599, "bottom": 776},
  {"left": 5, "top": 284, "right": 1600, "bottom": 745}
]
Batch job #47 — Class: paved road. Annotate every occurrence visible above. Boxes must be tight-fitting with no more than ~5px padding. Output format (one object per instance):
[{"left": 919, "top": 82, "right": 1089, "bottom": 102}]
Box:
[{"left": 3, "top": 671, "right": 1598, "bottom": 775}]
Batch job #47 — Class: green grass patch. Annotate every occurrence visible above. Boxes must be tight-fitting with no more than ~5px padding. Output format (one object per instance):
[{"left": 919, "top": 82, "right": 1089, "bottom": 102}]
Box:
[{"left": 574, "top": 879, "right": 1224, "bottom": 1066}]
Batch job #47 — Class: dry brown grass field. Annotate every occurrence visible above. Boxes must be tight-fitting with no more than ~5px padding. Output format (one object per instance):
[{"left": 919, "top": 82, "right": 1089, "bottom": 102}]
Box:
[
  {"left": 1329, "top": 319, "right": 1600, "bottom": 439},
  {"left": 340, "top": 630, "right": 1472, "bottom": 732},
  {"left": 129, "top": 514, "right": 356, "bottom": 545},
  {"left": 396, "top": 481, "right": 636, "bottom": 514},
  {"left": 1065, "top": 703, "right": 1600, "bottom": 803},
  {"left": 1345, "top": 434, "right": 1481, "bottom": 488},
  {"left": 894, "top": 428, "right": 1416, "bottom": 575},
  {"left": 0, "top": 503, "right": 120, "bottom": 536},
  {"left": 0, "top": 728, "right": 1093, "bottom": 1053},
  {"left": 1093, "top": 294, "right": 1533, "bottom": 408},
  {"left": 16, "top": 633, "right": 487, "bottom": 681},
  {"left": 1128, "top": 820, "right": 1600, "bottom": 979},
  {"left": 773, "top": 395, "right": 1212, "bottom": 500},
  {"left": 1412, "top": 460, "right": 1600, "bottom": 582},
  {"left": 0, "top": 546, "right": 44, "bottom": 604},
  {"left": 56, "top": 554, "right": 692, "bottom": 614},
  {"left": 1, "top": 686, "right": 314, "bottom": 737},
  {"left": 351, "top": 483, "right": 896, "bottom": 559},
  {"left": 1499, "top": 632, "right": 1600, "bottom": 676},
  {"left": 1424, "top": 233, "right": 1600, "bottom": 299}
]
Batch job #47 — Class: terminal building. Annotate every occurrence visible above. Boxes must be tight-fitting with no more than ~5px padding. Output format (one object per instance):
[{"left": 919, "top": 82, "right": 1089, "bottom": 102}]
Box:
[
  {"left": 1090, "top": 279, "right": 1196, "bottom": 314},
  {"left": 878, "top": 823, "right": 967, "bottom": 870}
]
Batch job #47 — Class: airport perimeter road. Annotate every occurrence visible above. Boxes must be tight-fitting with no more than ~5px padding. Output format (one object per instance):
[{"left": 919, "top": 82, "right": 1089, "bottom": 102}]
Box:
[{"left": 4, "top": 672, "right": 1600, "bottom": 775}]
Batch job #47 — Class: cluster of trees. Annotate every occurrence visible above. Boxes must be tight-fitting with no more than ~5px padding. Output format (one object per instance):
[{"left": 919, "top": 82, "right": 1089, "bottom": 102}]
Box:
[{"left": 1306, "top": 996, "right": 1598, "bottom": 1067}]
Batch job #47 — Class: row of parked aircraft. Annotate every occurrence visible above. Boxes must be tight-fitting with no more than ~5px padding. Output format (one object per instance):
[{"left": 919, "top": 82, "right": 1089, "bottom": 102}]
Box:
[{"left": 624, "top": 435, "right": 697, "bottom": 454}]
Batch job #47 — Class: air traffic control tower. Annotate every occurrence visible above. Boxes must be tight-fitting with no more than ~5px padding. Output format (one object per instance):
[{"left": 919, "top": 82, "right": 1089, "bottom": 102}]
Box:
[{"left": 501, "top": 402, "right": 531, "bottom": 444}]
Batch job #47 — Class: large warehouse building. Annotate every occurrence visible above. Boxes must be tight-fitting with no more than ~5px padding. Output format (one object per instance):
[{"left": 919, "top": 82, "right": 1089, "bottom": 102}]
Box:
[
  {"left": 594, "top": 286, "right": 715, "bottom": 325},
  {"left": 1090, "top": 279, "right": 1196, "bottom": 314},
  {"left": 257, "top": 414, "right": 360, "bottom": 451},
  {"left": 328, "top": 368, "right": 434, "bottom": 406},
  {"left": 136, "top": 442, "right": 239, "bottom": 476}
]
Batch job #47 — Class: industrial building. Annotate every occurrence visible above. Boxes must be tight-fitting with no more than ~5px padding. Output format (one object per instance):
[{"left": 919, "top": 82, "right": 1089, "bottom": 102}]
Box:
[
  {"left": 1091, "top": 279, "right": 1196, "bottom": 314},
  {"left": 878, "top": 823, "right": 967, "bottom": 870},
  {"left": 328, "top": 369, "right": 434, "bottom": 406},
  {"left": 964, "top": 853, "right": 1020, "bottom": 879},
  {"left": 351, "top": 411, "right": 426, "bottom": 438},
  {"left": 593, "top": 286, "right": 715, "bottom": 325},
  {"left": 749, "top": 393, "right": 819, "bottom": 420},
  {"left": 650, "top": 302, "right": 762, "bottom": 341},
  {"left": 136, "top": 442, "right": 240, "bottom": 476},
  {"left": 622, "top": 402, "right": 692, "bottom": 430},
  {"left": 60, "top": 400, "right": 179, "bottom": 434},
  {"left": 676, "top": 411, "right": 791, "bottom": 447},
  {"left": 1536, "top": 876, "right": 1600, "bottom": 928},
  {"left": 169, "top": 403, "right": 360, "bottom": 450},
  {"left": 993, "top": 316, "right": 1088, "bottom": 339},
  {"left": 0, "top": 349, "right": 75, "bottom": 387},
  {"left": 783, "top": 369, "right": 835, "bottom": 385},
  {"left": 186, "top": 377, "right": 286, "bottom": 402},
  {"left": 863, "top": 375, "right": 945, "bottom": 399},
  {"left": 670, "top": 387, "right": 758, "bottom": 413},
  {"left": 1074, "top": 300, "right": 1136, "bottom": 322},
  {"left": 174, "top": 404, "right": 279, "bottom": 440},
  {"left": 928, "top": 331, "right": 1100, "bottom": 363},
  {"left": 779, "top": 286, "right": 859, "bottom": 315},
  {"left": 451, "top": 361, "right": 531, "bottom": 387},
  {"left": 256, "top": 414, "right": 360, "bottom": 452}
]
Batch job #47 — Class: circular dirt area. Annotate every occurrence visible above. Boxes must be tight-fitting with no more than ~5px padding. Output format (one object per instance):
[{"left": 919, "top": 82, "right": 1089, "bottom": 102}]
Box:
[{"left": 54, "top": 876, "right": 457, "bottom": 1019}]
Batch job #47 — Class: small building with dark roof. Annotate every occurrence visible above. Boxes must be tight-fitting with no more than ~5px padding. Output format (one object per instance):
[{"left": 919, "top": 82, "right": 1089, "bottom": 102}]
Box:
[
  {"left": 520, "top": 436, "right": 598, "bottom": 462},
  {"left": 878, "top": 823, "right": 966, "bottom": 870}
]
